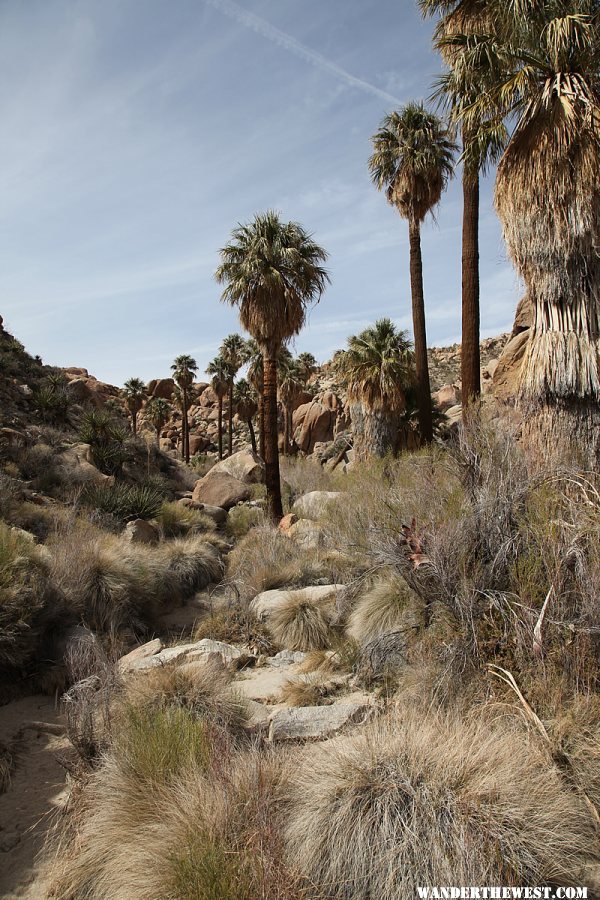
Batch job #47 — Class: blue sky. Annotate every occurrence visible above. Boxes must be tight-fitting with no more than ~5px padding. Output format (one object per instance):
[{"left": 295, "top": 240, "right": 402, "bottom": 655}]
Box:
[{"left": 0, "top": 0, "right": 522, "bottom": 386}]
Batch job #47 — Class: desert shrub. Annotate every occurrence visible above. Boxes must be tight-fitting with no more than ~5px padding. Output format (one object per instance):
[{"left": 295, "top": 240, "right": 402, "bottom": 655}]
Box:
[
  {"left": 31, "top": 378, "right": 72, "bottom": 424},
  {"left": 279, "top": 456, "right": 340, "bottom": 505},
  {"left": 297, "top": 637, "right": 360, "bottom": 677},
  {"left": 346, "top": 572, "right": 424, "bottom": 645},
  {"left": 550, "top": 695, "right": 600, "bottom": 812},
  {"left": 285, "top": 708, "right": 599, "bottom": 896},
  {"left": 154, "top": 500, "right": 215, "bottom": 538},
  {"left": 62, "top": 638, "right": 119, "bottom": 766},
  {"left": 0, "top": 521, "right": 71, "bottom": 675},
  {"left": 81, "top": 481, "right": 163, "bottom": 523},
  {"left": 124, "top": 658, "right": 249, "bottom": 733},
  {"left": 227, "top": 525, "right": 347, "bottom": 603},
  {"left": 0, "top": 472, "right": 21, "bottom": 520},
  {"left": 268, "top": 590, "right": 337, "bottom": 651},
  {"left": 225, "top": 503, "right": 265, "bottom": 538}
]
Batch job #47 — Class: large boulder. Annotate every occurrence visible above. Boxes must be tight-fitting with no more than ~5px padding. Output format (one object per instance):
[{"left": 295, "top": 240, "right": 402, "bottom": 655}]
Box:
[
  {"left": 147, "top": 378, "right": 176, "bottom": 400},
  {"left": 123, "top": 519, "right": 159, "bottom": 545},
  {"left": 493, "top": 330, "right": 529, "bottom": 403},
  {"left": 291, "top": 491, "right": 343, "bottom": 521},
  {"left": 433, "top": 384, "right": 461, "bottom": 411},
  {"left": 188, "top": 434, "right": 211, "bottom": 456},
  {"left": 66, "top": 376, "right": 119, "bottom": 408},
  {"left": 192, "top": 472, "right": 251, "bottom": 510},
  {"left": 293, "top": 397, "right": 338, "bottom": 454},
  {"left": 206, "top": 449, "right": 265, "bottom": 485}
]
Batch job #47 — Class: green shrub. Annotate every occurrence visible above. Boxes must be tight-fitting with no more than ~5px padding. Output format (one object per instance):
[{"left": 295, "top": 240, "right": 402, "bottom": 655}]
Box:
[
  {"left": 81, "top": 481, "right": 163, "bottom": 523},
  {"left": 225, "top": 504, "right": 265, "bottom": 538}
]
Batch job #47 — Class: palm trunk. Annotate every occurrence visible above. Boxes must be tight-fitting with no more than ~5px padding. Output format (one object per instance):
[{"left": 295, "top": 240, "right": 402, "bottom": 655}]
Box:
[
  {"left": 247, "top": 419, "right": 257, "bottom": 455},
  {"left": 263, "top": 350, "right": 283, "bottom": 521},
  {"left": 408, "top": 218, "right": 433, "bottom": 443},
  {"left": 228, "top": 380, "right": 234, "bottom": 457},
  {"left": 258, "top": 393, "right": 265, "bottom": 459},
  {"left": 155, "top": 425, "right": 161, "bottom": 448},
  {"left": 461, "top": 168, "right": 481, "bottom": 415},
  {"left": 217, "top": 397, "right": 223, "bottom": 460},
  {"left": 132, "top": 412, "right": 137, "bottom": 436},
  {"left": 183, "top": 388, "right": 190, "bottom": 463}
]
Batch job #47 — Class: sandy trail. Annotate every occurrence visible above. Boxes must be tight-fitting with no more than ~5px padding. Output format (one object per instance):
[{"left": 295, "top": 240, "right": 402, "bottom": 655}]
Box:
[{"left": 0, "top": 696, "right": 69, "bottom": 900}]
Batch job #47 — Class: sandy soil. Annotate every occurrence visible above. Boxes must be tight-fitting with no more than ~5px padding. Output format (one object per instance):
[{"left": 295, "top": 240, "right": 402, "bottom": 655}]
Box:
[{"left": 0, "top": 695, "right": 69, "bottom": 899}]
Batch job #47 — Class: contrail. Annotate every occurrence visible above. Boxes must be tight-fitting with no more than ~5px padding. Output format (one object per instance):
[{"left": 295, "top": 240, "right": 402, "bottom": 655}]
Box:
[{"left": 202, "top": 0, "right": 404, "bottom": 107}]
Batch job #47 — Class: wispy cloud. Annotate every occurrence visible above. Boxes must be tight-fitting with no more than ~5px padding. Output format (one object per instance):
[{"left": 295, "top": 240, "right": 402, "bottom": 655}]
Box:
[{"left": 202, "top": 0, "right": 405, "bottom": 106}]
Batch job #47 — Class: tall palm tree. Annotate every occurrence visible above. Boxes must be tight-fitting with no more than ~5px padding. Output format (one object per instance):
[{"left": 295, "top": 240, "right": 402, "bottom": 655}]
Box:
[
  {"left": 296, "top": 351, "right": 318, "bottom": 384},
  {"left": 220, "top": 333, "right": 250, "bottom": 457},
  {"left": 336, "top": 318, "right": 415, "bottom": 459},
  {"left": 171, "top": 354, "right": 198, "bottom": 464},
  {"left": 444, "top": 1, "right": 600, "bottom": 458},
  {"left": 145, "top": 396, "right": 170, "bottom": 447},
  {"left": 278, "top": 355, "right": 305, "bottom": 455},
  {"left": 369, "top": 104, "right": 456, "bottom": 444},
  {"left": 206, "top": 356, "right": 229, "bottom": 461},
  {"left": 420, "top": 0, "right": 507, "bottom": 415},
  {"left": 122, "top": 377, "right": 146, "bottom": 436},
  {"left": 233, "top": 378, "right": 259, "bottom": 454},
  {"left": 216, "top": 211, "right": 329, "bottom": 520}
]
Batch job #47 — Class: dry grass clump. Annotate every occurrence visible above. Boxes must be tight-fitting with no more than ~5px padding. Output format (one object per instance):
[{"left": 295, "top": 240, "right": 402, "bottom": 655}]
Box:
[
  {"left": 194, "top": 602, "right": 273, "bottom": 652},
  {"left": 296, "top": 638, "right": 360, "bottom": 676},
  {"left": 279, "top": 672, "right": 342, "bottom": 707},
  {"left": 154, "top": 500, "right": 216, "bottom": 538},
  {"left": 49, "top": 526, "right": 225, "bottom": 644},
  {"left": 48, "top": 730, "right": 299, "bottom": 899},
  {"left": 226, "top": 524, "right": 344, "bottom": 602},
  {"left": 346, "top": 572, "right": 424, "bottom": 645},
  {"left": 0, "top": 520, "right": 71, "bottom": 676},
  {"left": 268, "top": 590, "right": 337, "bottom": 651},
  {"left": 285, "top": 707, "right": 599, "bottom": 897},
  {"left": 280, "top": 455, "right": 340, "bottom": 504},
  {"left": 550, "top": 695, "right": 600, "bottom": 813},
  {"left": 123, "top": 658, "right": 249, "bottom": 733},
  {"left": 225, "top": 503, "right": 265, "bottom": 538}
]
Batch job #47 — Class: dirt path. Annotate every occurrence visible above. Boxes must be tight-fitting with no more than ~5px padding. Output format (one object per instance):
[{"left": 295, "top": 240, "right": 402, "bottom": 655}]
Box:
[{"left": 0, "top": 696, "right": 69, "bottom": 900}]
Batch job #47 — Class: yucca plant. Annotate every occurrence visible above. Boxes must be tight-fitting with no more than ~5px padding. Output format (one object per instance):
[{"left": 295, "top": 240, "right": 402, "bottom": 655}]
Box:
[
  {"left": 78, "top": 410, "right": 128, "bottom": 475},
  {"left": 81, "top": 482, "right": 163, "bottom": 523}
]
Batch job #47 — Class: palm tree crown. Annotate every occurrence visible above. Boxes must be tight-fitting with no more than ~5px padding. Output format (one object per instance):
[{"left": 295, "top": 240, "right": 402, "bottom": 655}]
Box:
[
  {"left": 369, "top": 103, "right": 456, "bottom": 223},
  {"left": 171, "top": 354, "right": 198, "bottom": 389},
  {"left": 336, "top": 319, "right": 414, "bottom": 412},
  {"left": 215, "top": 210, "right": 330, "bottom": 354}
]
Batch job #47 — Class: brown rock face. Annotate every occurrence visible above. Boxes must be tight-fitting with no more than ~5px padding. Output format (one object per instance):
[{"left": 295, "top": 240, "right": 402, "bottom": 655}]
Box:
[
  {"left": 293, "top": 397, "right": 338, "bottom": 454},
  {"left": 66, "top": 376, "right": 119, "bottom": 408},
  {"left": 492, "top": 331, "right": 529, "bottom": 403},
  {"left": 512, "top": 294, "right": 534, "bottom": 334},
  {"left": 192, "top": 472, "right": 251, "bottom": 510},
  {"left": 148, "top": 378, "right": 176, "bottom": 400},
  {"left": 189, "top": 434, "right": 211, "bottom": 456},
  {"left": 207, "top": 449, "right": 265, "bottom": 484},
  {"left": 433, "top": 384, "right": 461, "bottom": 411}
]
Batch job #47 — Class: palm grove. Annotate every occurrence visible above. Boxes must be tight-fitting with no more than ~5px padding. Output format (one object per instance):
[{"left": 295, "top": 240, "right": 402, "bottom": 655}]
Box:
[{"left": 119, "top": 0, "right": 599, "bottom": 520}]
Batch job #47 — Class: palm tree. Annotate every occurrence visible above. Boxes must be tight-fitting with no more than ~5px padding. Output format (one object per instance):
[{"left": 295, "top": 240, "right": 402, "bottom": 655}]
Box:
[
  {"left": 336, "top": 318, "right": 415, "bottom": 459},
  {"left": 444, "top": 1, "right": 600, "bottom": 458},
  {"left": 296, "top": 351, "right": 318, "bottom": 383},
  {"left": 170, "top": 354, "right": 198, "bottom": 463},
  {"left": 206, "top": 356, "right": 229, "bottom": 461},
  {"left": 369, "top": 104, "right": 456, "bottom": 444},
  {"left": 122, "top": 377, "right": 146, "bottom": 436},
  {"left": 245, "top": 339, "right": 265, "bottom": 459},
  {"left": 233, "top": 378, "right": 258, "bottom": 454},
  {"left": 220, "top": 333, "right": 250, "bottom": 457},
  {"left": 420, "top": 0, "right": 507, "bottom": 415},
  {"left": 145, "top": 397, "right": 170, "bottom": 447},
  {"left": 278, "top": 355, "right": 305, "bottom": 455},
  {"left": 216, "top": 211, "right": 329, "bottom": 520}
]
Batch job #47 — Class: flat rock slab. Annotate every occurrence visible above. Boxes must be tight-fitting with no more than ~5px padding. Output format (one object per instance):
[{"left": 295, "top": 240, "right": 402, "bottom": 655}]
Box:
[
  {"left": 268, "top": 702, "right": 370, "bottom": 742},
  {"left": 235, "top": 666, "right": 293, "bottom": 703},
  {"left": 128, "top": 639, "right": 241, "bottom": 671},
  {"left": 291, "top": 491, "right": 343, "bottom": 521},
  {"left": 118, "top": 638, "right": 163, "bottom": 672},
  {"left": 266, "top": 650, "right": 307, "bottom": 667}
]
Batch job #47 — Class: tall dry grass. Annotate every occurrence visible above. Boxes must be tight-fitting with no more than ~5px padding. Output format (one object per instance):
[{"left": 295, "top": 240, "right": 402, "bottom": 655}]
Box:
[{"left": 285, "top": 707, "right": 599, "bottom": 897}]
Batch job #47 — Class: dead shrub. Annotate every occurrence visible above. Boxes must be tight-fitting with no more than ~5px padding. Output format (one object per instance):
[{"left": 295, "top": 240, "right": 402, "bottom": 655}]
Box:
[
  {"left": 285, "top": 707, "right": 599, "bottom": 896},
  {"left": 154, "top": 500, "right": 216, "bottom": 538},
  {"left": 279, "top": 672, "right": 342, "bottom": 707}
]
